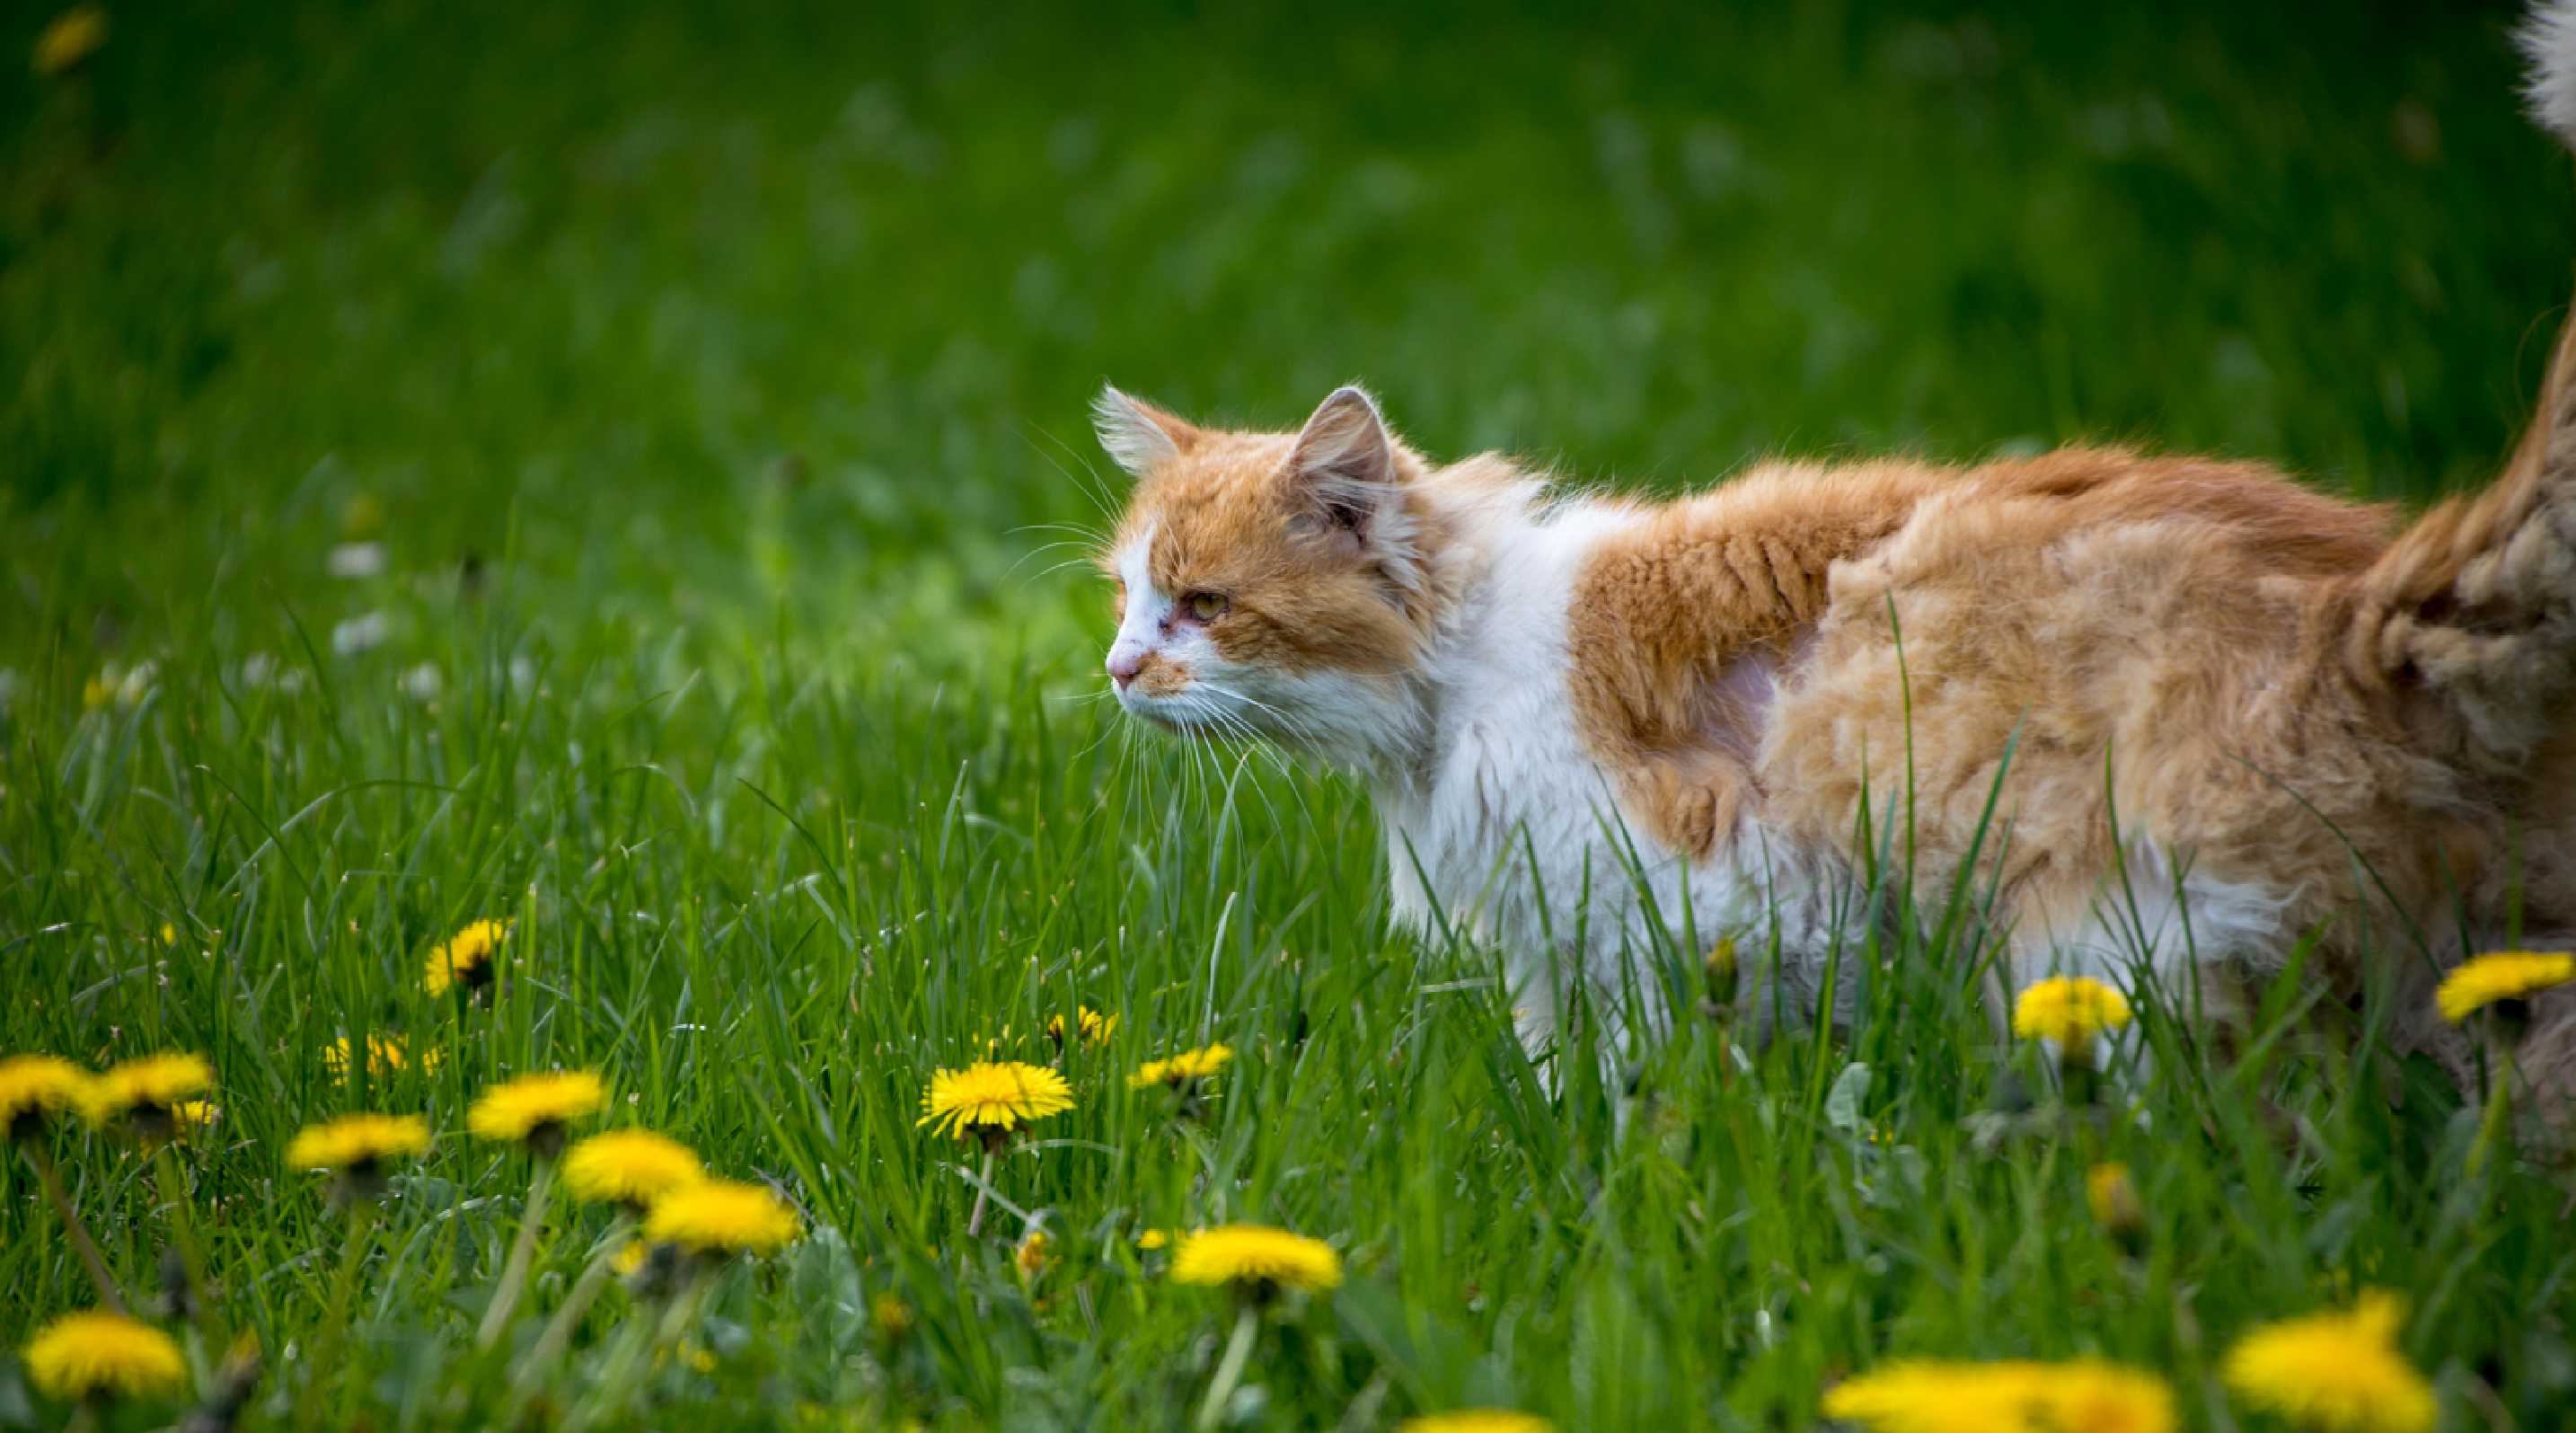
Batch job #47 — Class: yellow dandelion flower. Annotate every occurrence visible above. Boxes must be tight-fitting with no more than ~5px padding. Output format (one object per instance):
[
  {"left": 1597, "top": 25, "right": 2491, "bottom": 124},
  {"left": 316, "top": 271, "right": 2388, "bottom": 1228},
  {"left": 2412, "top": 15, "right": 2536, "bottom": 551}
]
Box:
[
  {"left": 157, "top": 923, "right": 177, "bottom": 947},
  {"left": 22, "top": 1310, "right": 185, "bottom": 1404},
  {"left": 423, "top": 918, "right": 508, "bottom": 996},
  {"left": 2222, "top": 1291, "right": 2434, "bottom": 1433},
  {"left": 1822, "top": 1361, "right": 2051, "bottom": 1433},
  {"left": 285, "top": 1112, "right": 431, "bottom": 1172},
  {"left": 31, "top": 5, "right": 107, "bottom": 78},
  {"left": 322, "top": 1033, "right": 442, "bottom": 1084},
  {"left": 467, "top": 1069, "right": 605, "bottom": 1150},
  {"left": 641, "top": 1178, "right": 800, "bottom": 1256},
  {"left": 2012, "top": 977, "right": 2133, "bottom": 1046},
  {"left": 610, "top": 1239, "right": 648, "bottom": 1277},
  {"left": 1399, "top": 1413, "right": 1556, "bottom": 1433},
  {"left": 1137, "top": 1227, "right": 1173, "bottom": 1251},
  {"left": 1169, "top": 1224, "right": 1341, "bottom": 1294},
  {"left": 1128, "top": 1043, "right": 1234, "bottom": 1090},
  {"left": 2436, "top": 951, "right": 2576, "bottom": 1023},
  {"left": 168, "top": 1100, "right": 222, "bottom": 1139},
  {"left": 1016, "top": 1228, "right": 1054, "bottom": 1280},
  {"left": 1821, "top": 1359, "right": 2174, "bottom": 1433},
  {"left": 0, "top": 1054, "right": 92, "bottom": 1139},
  {"left": 916, "top": 1060, "right": 1074, "bottom": 1139},
  {"left": 84, "top": 1052, "right": 214, "bottom": 1128},
  {"left": 561, "top": 1128, "right": 701, "bottom": 1208},
  {"left": 2043, "top": 1362, "right": 2178, "bottom": 1433},
  {"left": 1045, "top": 1004, "right": 1119, "bottom": 1048}
]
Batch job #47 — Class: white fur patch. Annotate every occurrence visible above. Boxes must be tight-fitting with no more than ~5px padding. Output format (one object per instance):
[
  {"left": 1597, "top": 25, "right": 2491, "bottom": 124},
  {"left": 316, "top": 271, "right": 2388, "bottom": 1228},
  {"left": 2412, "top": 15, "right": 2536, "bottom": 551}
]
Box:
[
  {"left": 2012, "top": 840, "right": 2287, "bottom": 988},
  {"left": 2519, "top": 0, "right": 2576, "bottom": 147}
]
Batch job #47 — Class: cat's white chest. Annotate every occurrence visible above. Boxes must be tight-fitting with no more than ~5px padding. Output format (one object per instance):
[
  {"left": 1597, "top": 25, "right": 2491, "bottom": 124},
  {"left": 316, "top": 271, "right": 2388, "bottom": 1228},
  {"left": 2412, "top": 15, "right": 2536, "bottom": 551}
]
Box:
[
  {"left": 1373, "top": 501, "right": 1848, "bottom": 1034},
  {"left": 1378, "top": 506, "right": 1691, "bottom": 1017}
]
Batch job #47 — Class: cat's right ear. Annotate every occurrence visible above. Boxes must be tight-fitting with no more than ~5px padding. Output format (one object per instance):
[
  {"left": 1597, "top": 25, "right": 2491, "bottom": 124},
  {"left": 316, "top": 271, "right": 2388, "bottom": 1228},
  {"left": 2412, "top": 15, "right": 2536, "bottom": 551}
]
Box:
[{"left": 1092, "top": 385, "right": 1203, "bottom": 477}]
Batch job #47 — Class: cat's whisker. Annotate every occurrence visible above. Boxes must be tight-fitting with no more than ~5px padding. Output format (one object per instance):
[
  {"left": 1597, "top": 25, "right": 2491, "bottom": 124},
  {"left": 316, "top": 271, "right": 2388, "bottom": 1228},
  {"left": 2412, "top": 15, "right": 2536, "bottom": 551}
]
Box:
[
  {"left": 1069, "top": 712, "right": 1125, "bottom": 765},
  {"left": 1024, "top": 424, "right": 1123, "bottom": 525},
  {"left": 1013, "top": 555, "right": 1117, "bottom": 588},
  {"left": 1195, "top": 706, "right": 1292, "bottom": 831},
  {"left": 1195, "top": 682, "right": 1320, "bottom": 738},
  {"left": 1195, "top": 682, "right": 1332, "bottom": 757},
  {"left": 1221, "top": 725, "right": 1323, "bottom": 836},
  {"left": 1001, "top": 539, "right": 1114, "bottom": 586},
  {"left": 1009, "top": 520, "right": 1110, "bottom": 544}
]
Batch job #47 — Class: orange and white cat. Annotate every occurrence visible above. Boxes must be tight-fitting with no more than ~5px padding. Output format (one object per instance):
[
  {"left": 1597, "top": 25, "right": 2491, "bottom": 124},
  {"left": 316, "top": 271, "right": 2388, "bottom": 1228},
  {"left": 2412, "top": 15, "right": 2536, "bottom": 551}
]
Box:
[{"left": 1092, "top": 9, "right": 2576, "bottom": 1097}]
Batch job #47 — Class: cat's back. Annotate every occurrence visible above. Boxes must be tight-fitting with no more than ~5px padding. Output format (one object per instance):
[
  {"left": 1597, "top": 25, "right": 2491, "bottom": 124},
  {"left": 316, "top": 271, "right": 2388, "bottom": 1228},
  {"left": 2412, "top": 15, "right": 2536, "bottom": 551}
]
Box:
[
  {"left": 1761, "top": 445, "right": 2417, "bottom": 923},
  {"left": 1944, "top": 445, "right": 2395, "bottom": 578}
]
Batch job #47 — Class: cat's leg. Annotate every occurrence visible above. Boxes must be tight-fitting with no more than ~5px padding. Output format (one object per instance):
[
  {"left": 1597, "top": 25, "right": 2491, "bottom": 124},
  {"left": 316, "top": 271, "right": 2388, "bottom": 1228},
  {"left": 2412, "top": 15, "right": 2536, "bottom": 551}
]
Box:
[
  {"left": 1684, "top": 818, "right": 1861, "bottom": 1050},
  {"left": 2510, "top": 986, "right": 2576, "bottom": 1146}
]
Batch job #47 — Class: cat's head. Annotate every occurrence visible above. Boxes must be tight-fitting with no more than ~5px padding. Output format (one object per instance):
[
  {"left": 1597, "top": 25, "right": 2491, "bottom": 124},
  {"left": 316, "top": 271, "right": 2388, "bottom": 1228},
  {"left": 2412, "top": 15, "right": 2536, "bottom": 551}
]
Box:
[{"left": 1090, "top": 385, "right": 1445, "bottom": 760}]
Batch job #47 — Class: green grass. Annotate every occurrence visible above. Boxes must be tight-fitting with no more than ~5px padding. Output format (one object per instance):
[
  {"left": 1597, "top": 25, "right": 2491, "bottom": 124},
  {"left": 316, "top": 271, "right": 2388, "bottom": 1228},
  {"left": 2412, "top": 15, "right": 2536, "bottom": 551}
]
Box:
[{"left": 5, "top": 0, "right": 2576, "bottom": 1427}]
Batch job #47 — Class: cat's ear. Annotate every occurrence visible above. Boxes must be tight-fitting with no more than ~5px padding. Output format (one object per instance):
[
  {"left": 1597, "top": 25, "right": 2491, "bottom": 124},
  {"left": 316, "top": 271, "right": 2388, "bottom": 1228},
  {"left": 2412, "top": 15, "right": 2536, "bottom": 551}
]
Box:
[
  {"left": 1286, "top": 385, "right": 1400, "bottom": 540},
  {"left": 1092, "top": 385, "right": 1202, "bottom": 477}
]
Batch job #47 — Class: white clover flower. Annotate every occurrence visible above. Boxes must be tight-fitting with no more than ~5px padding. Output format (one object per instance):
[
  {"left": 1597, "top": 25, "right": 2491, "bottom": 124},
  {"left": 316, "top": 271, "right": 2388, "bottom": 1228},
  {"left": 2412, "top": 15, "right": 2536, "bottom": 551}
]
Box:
[
  {"left": 327, "top": 541, "right": 389, "bottom": 579},
  {"left": 331, "top": 611, "right": 391, "bottom": 656}
]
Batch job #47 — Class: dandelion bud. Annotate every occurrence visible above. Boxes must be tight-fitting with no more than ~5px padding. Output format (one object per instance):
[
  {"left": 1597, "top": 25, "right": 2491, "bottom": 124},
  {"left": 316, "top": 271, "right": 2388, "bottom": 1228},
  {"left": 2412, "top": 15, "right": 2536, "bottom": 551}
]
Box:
[
  {"left": 1015, "top": 1228, "right": 1054, "bottom": 1283},
  {"left": 870, "top": 1291, "right": 915, "bottom": 1344},
  {"left": 625, "top": 1239, "right": 684, "bottom": 1300},
  {"left": 2086, "top": 1162, "right": 2147, "bottom": 1255},
  {"left": 177, "top": 1337, "right": 263, "bottom": 1433},
  {"left": 1705, "top": 934, "right": 1740, "bottom": 1004},
  {"left": 158, "top": 1245, "right": 196, "bottom": 1322}
]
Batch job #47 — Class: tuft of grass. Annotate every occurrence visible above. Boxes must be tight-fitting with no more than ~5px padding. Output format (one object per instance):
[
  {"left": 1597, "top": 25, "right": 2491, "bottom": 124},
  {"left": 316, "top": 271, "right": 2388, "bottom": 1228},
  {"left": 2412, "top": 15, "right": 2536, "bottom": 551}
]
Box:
[{"left": 4, "top": 1, "right": 2574, "bottom": 1428}]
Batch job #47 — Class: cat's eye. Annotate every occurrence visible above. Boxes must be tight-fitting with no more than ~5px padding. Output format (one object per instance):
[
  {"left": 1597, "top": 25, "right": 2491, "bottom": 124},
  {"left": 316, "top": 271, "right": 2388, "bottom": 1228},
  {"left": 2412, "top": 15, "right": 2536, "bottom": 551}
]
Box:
[{"left": 1183, "top": 590, "right": 1229, "bottom": 623}]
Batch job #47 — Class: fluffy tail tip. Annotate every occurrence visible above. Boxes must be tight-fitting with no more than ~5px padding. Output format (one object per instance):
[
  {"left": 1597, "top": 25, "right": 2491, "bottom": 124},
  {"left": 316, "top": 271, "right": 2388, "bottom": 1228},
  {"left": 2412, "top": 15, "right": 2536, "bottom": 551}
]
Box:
[{"left": 2520, "top": 0, "right": 2576, "bottom": 148}]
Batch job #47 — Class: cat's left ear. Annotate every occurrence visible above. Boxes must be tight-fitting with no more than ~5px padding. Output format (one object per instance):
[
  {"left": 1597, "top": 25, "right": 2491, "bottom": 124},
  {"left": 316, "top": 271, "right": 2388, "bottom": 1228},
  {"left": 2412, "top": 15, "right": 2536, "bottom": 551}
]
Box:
[
  {"left": 1286, "top": 385, "right": 1401, "bottom": 541},
  {"left": 1092, "top": 385, "right": 1204, "bottom": 477},
  {"left": 1287, "top": 385, "right": 1426, "bottom": 594}
]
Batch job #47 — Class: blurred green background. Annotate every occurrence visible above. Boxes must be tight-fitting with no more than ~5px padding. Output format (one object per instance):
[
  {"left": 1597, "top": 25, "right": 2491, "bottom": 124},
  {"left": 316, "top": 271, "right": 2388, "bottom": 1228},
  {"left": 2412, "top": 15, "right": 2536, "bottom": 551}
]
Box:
[
  {"left": 4, "top": 0, "right": 2570, "bottom": 680},
  {"left": 10, "top": 5, "right": 2576, "bottom": 1426}
]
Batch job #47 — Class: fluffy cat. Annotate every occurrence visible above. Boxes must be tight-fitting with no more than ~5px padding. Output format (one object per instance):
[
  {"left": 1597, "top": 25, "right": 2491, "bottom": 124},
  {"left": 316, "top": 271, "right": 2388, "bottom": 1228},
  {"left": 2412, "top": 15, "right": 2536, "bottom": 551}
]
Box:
[{"left": 1090, "top": 13, "right": 2576, "bottom": 1102}]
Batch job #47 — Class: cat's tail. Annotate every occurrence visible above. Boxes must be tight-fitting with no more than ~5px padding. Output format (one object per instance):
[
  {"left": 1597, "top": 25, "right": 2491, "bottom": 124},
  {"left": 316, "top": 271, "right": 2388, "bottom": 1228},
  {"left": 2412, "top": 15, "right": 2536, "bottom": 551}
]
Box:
[{"left": 2338, "top": 3, "right": 2576, "bottom": 773}]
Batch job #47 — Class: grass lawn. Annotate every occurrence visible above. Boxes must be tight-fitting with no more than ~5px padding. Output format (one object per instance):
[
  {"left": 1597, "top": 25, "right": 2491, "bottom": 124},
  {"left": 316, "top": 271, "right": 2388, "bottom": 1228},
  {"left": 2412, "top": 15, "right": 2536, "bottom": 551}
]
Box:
[{"left": 5, "top": 0, "right": 2575, "bottom": 1427}]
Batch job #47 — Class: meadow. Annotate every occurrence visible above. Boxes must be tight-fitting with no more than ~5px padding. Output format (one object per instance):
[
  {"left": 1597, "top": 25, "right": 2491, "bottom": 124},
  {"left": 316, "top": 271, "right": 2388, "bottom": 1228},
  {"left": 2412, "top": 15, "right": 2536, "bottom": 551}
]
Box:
[{"left": 5, "top": 0, "right": 2576, "bottom": 1428}]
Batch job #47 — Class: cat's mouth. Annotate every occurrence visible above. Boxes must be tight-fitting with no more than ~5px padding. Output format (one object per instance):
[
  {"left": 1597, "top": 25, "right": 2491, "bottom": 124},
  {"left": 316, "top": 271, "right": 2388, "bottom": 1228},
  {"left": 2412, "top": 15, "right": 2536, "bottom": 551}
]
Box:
[
  {"left": 1123, "top": 701, "right": 1200, "bottom": 733},
  {"left": 1116, "top": 686, "right": 1222, "bottom": 737}
]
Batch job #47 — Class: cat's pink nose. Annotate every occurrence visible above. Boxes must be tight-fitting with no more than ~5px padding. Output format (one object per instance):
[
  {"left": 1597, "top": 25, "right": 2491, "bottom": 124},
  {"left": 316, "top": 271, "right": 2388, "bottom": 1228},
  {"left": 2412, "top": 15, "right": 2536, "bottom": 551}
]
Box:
[{"left": 1107, "top": 646, "right": 1146, "bottom": 690}]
